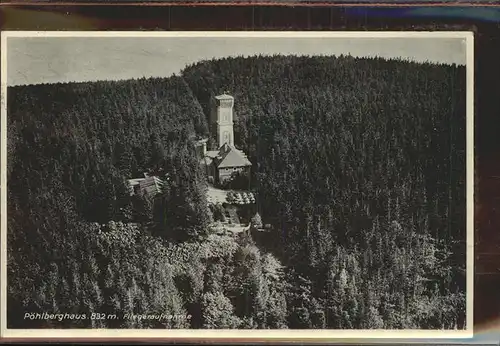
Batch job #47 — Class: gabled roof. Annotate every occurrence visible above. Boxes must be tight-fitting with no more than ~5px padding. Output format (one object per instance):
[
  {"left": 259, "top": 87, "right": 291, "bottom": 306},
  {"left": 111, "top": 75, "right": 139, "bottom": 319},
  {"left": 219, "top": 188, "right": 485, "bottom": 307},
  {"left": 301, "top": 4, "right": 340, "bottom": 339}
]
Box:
[{"left": 215, "top": 143, "right": 252, "bottom": 168}]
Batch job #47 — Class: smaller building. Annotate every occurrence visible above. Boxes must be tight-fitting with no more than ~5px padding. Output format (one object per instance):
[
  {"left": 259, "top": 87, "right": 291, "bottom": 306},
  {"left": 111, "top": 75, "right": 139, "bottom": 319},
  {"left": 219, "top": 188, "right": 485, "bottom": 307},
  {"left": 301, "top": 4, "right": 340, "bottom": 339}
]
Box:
[
  {"left": 203, "top": 143, "right": 252, "bottom": 186},
  {"left": 127, "top": 173, "right": 164, "bottom": 197}
]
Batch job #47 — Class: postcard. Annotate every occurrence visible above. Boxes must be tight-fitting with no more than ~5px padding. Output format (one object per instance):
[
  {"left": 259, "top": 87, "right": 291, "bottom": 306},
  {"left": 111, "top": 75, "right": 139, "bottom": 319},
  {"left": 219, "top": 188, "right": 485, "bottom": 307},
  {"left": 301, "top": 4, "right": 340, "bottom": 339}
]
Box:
[{"left": 0, "top": 31, "right": 474, "bottom": 340}]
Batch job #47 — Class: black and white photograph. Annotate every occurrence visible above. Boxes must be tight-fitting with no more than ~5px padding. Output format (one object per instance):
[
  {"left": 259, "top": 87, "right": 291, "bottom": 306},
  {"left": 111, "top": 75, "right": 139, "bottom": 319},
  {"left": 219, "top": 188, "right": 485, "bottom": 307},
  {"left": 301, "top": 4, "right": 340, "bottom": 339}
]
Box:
[{"left": 1, "top": 31, "right": 473, "bottom": 338}]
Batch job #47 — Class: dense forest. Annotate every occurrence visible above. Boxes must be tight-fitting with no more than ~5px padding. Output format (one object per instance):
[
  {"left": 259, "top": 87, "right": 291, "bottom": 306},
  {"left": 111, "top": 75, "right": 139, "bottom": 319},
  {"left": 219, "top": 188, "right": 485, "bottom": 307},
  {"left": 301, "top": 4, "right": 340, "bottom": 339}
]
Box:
[{"left": 7, "top": 54, "right": 466, "bottom": 329}]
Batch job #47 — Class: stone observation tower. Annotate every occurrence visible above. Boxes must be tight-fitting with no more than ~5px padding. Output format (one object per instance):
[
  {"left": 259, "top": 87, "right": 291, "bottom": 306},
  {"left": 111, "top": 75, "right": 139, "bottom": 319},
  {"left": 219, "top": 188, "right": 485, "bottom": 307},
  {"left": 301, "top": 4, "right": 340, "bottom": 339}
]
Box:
[
  {"left": 197, "top": 93, "right": 251, "bottom": 187},
  {"left": 211, "top": 93, "right": 235, "bottom": 148}
]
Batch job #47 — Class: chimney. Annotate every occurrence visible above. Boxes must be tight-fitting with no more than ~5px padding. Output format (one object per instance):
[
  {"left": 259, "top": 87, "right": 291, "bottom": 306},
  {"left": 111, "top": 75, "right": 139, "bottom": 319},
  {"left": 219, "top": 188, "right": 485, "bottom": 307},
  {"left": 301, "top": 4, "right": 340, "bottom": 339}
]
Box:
[{"left": 196, "top": 139, "right": 208, "bottom": 157}]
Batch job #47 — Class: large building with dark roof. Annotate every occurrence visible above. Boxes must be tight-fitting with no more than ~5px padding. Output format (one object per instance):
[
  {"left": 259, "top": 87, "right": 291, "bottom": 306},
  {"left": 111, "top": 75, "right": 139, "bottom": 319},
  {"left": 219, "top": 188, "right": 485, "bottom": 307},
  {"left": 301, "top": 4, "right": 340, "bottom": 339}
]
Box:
[{"left": 197, "top": 94, "right": 252, "bottom": 186}]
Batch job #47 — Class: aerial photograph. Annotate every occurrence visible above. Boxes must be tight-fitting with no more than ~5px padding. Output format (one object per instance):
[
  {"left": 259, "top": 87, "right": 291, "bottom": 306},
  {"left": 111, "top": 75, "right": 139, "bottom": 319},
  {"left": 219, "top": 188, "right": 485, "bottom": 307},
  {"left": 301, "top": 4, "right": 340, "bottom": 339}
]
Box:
[{"left": 4, "top": 33, "right": 469, "bottom": 331}]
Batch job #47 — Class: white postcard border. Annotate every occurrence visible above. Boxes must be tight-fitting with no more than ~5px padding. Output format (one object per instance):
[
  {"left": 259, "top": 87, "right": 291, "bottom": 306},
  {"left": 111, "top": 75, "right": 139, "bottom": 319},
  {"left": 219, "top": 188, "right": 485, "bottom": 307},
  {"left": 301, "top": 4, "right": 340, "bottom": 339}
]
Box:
[{"left": 0, "top": 30, "right": 474, "bottom": 340}]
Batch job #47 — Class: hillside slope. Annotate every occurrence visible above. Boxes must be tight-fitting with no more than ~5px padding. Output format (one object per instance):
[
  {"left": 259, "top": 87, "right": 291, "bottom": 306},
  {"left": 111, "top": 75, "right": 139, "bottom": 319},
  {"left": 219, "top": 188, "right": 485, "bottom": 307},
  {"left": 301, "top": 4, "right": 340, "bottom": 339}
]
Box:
[{"left": 183, "top": 55, "right": 467, "bottom": 328}]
